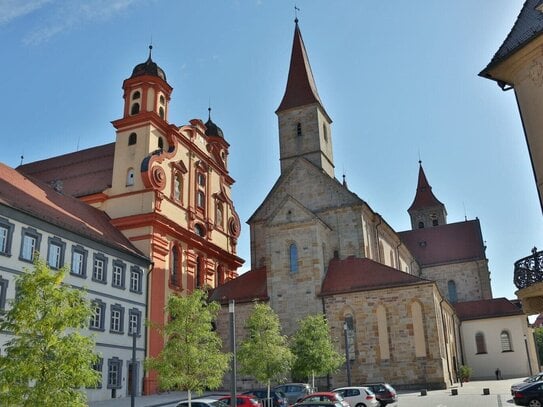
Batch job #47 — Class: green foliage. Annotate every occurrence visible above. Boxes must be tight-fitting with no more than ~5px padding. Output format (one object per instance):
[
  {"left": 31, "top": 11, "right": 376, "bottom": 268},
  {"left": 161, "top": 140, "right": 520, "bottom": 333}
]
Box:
[
  {"left": 145, "top": 289, "right": 230, "bottom": 394},
  {"left": 458, "top": 365, "right": 473, "bottom": 381},
  {"left": 290, "top": 314, "right": 344, "bottom": 382},
  {"left": 534, "top": 327, "right": 543, "bottom": 365},
  {"left": 237, "top": 302, "right": 293, "bottom": 385},
  {"left": 0, "top": 258, "right": 99, "bottom": 406}
]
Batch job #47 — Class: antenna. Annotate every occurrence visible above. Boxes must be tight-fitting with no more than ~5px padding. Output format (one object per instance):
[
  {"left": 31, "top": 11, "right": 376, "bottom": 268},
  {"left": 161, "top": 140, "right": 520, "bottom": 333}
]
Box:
[
  {"left": 76, "top": 136, "right": 80, "bottom": 152},
  {"left": 20, "top": 154, "right": 24, "bottom": 166},
  {"left": 462, "top": 201, "right": 467, "bottom": 221}
]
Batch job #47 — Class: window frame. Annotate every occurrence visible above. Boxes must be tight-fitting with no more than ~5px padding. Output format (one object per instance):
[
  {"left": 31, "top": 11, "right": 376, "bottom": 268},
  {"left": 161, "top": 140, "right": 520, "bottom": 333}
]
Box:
[
  {"left": 92, "top": 253, "right": 108, "bottom": 284},
  {"left": 112, "top": 260, "right": 126, "bottom": 289},
  {"left": 89, "top": 357, "right": 104, "bottom": 389},
  {"left": 46, "top": 236, "right": 66, "bottom": 270},
  {"left": 128, "top": 307, "right": 142, "bottom": 336},
  {"left": 129, "top": 266, "right": 143, "bottom": 293},
  {"left": 19, "top": 227, "right": 41, "bottom": 263},
  {"left": 475, "top": 332, "right": 487, "bottom": 354},
  {"left": 289, "top": 243, "right": 298, "bottom": 273},
  {"left": 70, "top": 245, "right": 88, "bottom": 278},
  {"left": 0, "top": 218, "right": 15, "bottom": 257},
  {"left": 501, "top": 330, "right": 513, "bottom": 352},
  {"left": 89, "top": 299, "right": 106, "bottom": 332},
  {"left": 107, "top": 357, "right": 123, "bottom": 389},
  {"left": 110, "top": 303, "right": 125, "bottom": 334}
]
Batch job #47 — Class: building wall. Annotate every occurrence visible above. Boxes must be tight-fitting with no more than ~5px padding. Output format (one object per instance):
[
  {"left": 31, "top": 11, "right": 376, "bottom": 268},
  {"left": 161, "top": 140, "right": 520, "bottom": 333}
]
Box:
[
  {"left": 0, "top": 206, "right": 148, "bottom": 402},
  {"left": 459, "top": 315, "right": 538, "bottom": 380}
]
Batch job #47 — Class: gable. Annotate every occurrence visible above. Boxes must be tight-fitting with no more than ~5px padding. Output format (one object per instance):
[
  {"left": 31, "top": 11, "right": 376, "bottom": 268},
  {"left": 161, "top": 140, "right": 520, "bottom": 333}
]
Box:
[{"left": 265, "top": 195, "right": 332, "bottom": 230}]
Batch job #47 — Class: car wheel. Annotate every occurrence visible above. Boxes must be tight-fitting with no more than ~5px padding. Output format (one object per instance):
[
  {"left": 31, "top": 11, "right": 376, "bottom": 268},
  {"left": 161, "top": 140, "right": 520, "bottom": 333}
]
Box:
[{"left": 529, "top": 400, "right": 543, "bottom": 407}]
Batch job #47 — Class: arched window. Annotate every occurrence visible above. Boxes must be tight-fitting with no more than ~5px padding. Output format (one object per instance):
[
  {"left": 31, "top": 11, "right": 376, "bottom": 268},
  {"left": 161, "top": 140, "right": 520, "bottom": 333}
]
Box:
[
  {"left": 158, "top": 137, "right": 164, "bottom": 150},
  {"left": 376, "top": 305, "right": 390, "bottom": 360},
  {"left": 217, "top": 265, "right": 225, "bottom": 286},
  {"left": 447, "top": 280, "right": 458, "bottom": 303},
  {"left": 501, "top": 331, "right": 513, "bottom": 352},
  {"left": 132, "top": 91, "right": 141, "bottom": 100},
  {"left": 289, "top": 243, "right": 298, "bottom": 273},
  {"left": 432, "top": 218, "right": 439, "bottom": 226},
  {"left": 296, "top": 122, "right": 302, "bottom": 137},
  {"left": 475, "top": 332, "right": 487, "bottom": 354},
  {"left": 126, "top": 168, "right": 135, "bottom": 186},
  {"left": 159, "top": 106, "right": 165, "bottom": 119},
  {"left": 130, "top": 103, "right": 140, "bottom": 115},
  {"left": 159, "top": 95, "right": 165, "bottom": 104},
  {"left": 418, "top": 221, "right": 425, "bottom": 229},
  {"left": 411, "top": 301, "right": 426, "bottom": 357},
  {"left": 344, "top": 315, "right": 356, "bottom": 361},
  {"left": 170, "top": 246, "right": 180, "bottom": 287},
  {"left": 195, "top": 223, "right": 205, "bottom": 238},
  {"left": 216, "top": 203, "right": 224, "bottom": 228},
  {"left": 128, "top": 132, "right": 137, "bottom": 145},
  {"left": 196, "top": 256, "right": 204, "bottom": 288}
]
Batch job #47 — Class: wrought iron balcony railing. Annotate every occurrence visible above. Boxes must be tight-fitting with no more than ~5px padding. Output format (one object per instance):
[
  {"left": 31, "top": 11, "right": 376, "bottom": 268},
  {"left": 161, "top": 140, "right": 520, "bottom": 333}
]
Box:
[{"left": 514, "top": 247, "right": 543, "bottom": 290}]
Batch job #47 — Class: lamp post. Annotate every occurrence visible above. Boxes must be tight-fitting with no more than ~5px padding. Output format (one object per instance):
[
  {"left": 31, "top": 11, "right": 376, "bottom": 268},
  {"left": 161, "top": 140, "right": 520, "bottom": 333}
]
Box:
[
  {"left": 230, "top": 300, "right": 237, "bottom": 407},
  {"left": 343, "top": 322, "right": 352, "bottom": 386},
  {"left": 130, "top": 328, "right": 136, "bottom": 407}
]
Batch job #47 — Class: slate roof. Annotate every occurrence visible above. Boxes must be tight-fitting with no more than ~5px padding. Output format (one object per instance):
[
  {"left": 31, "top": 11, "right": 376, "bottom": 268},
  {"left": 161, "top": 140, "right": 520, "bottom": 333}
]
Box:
[
  {"left": 398, "top": 220, "right": 486, "bottom": 267},
  {"left": 276, "top": 20, "right": 330, "bottom": 120},
  {"left": 453, "top": 298, "right": 523, "bottom": 321},
  {"left": 17, "top": 143, "right": 115, "bottom": 198},
  {"left": 0, "top": 162, "right": 146, "bottom": 260},
  {"left": 481, "top": 0, "right": 543, "bottom": 75},
  {"left": 408, "top": 163, "right": 445, "bottom": 213},
  {"left": 320, "top": 256, "right": 433, "bottom": 296},
  {"left": 209, "top": 266, "right": 268, "bottom": 304}
]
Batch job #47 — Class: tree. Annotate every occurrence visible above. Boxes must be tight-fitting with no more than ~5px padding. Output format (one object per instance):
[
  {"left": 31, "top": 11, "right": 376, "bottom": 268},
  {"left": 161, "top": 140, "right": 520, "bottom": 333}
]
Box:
[
  {"left": 146, "top": 289, "right": 229, "bottom": 403},
  {"left": 0, "top": 258, "right": 99, "bottom": 406},
  {"left": 534, "top": 327, "right": 543, "bottom": 366},
  {"left": 290, "top": 314, "right": 344, "bottom": 388},
  {"left": 237, "top": 302, "right": 293, "bottom": 398}
]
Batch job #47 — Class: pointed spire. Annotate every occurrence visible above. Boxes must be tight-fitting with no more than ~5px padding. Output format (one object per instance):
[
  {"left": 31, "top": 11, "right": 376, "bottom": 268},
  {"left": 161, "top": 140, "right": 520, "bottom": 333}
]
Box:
[
  {"left": 408, "top": 161, "right": 445, "bottom": 212},
  {"left": 276, "top": 19, "right": 329, "bottom": 119}
]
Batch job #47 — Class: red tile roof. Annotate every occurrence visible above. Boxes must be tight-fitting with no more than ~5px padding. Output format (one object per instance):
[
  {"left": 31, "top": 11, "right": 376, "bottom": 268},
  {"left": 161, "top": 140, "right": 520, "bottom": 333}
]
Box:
[
  {"left": 398, "top": 220, "right": 486, "bottom": 266},
  {"left": 276, "top": 21, "right": 329, "bottom": 119},
  {"left": 453, "top": 298, "right": 523, "bottom": 321},
  {"left": 320, "top": 256, "right": 432, "bottom": 296},
  {"left": 0, "top": 162, "right": 146, "bottom": 260},
  {"left": 209, "top": 266, "right": 268, "bottom": 304},
  {"left": 17, "top": 143, "right": 115, "bottom": 198},
  {"left": 408, "top": 163, "right": 445, "bottom": 212}
]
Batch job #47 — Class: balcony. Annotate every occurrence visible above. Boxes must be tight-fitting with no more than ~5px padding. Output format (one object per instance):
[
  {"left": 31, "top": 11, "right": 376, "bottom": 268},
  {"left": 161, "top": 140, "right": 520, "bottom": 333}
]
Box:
[{"left": 514, "top": 247, "right": 543, "bottom": 314}]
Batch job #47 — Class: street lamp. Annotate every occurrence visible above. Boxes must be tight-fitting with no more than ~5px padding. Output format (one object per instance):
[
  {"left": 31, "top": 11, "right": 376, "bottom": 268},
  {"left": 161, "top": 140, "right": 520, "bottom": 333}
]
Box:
[
  {"left": 343, "top": 322, "right": 352, "bottom": 386},
  {"left": 230, "top": 300, "right": 237, "bottom": 407}
]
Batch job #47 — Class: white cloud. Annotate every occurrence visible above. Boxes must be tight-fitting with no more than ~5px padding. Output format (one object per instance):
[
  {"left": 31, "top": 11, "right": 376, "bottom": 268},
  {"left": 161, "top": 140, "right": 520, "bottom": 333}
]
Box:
[{"left": 0, "top": 0, "right": 53, "bottom": 25}]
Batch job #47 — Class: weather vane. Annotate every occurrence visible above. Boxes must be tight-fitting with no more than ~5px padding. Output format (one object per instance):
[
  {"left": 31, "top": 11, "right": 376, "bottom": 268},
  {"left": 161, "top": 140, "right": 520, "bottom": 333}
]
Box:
[{"left": 294, "top": 5, "right": 300, "bottom": 22}]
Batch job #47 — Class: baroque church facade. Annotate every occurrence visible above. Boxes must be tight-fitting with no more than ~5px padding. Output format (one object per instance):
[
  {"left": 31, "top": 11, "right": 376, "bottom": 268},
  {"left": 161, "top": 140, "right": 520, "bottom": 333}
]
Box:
[{"left": 212, "top": 19, "right": 538, "bottom": 389}]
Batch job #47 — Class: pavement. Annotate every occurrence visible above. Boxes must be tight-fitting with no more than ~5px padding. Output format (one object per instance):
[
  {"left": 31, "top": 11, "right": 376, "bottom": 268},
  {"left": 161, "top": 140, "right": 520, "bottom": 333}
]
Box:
[{"left": 88, "top": 378, "right": 523, "bottom": 407}]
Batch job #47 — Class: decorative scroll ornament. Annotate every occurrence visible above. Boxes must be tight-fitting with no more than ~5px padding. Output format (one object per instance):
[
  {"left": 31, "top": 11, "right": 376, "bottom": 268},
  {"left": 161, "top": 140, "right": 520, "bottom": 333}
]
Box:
[
  {"left": 514, "top": 247, "right": 543, "bottom": 289},
  {"left": 150, "top": 166, "right": 166, "bottom": 190},
  {"left": 228, "top": 214, "right": 241, "bottom": 238}
]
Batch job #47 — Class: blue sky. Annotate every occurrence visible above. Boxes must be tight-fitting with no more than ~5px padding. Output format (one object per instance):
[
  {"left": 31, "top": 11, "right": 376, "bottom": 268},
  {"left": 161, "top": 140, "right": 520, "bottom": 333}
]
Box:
[{"left": 1, "top": 0, "right": 541, "bottom": 302}]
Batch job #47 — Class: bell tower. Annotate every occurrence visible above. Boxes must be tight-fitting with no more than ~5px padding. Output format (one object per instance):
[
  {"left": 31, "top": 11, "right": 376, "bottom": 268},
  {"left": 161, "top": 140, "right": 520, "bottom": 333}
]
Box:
[
  {"left": 276, "top": 19, "right": 334, "bottom": 178},
  {"left": 408, "top": 161, "right": 447, "bottom": 230}
]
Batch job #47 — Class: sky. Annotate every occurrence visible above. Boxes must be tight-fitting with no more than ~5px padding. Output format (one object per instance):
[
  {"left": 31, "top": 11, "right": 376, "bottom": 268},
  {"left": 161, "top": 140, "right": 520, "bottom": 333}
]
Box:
[{"left": 1, "top": 0, "right": 541, "bottom": 302}]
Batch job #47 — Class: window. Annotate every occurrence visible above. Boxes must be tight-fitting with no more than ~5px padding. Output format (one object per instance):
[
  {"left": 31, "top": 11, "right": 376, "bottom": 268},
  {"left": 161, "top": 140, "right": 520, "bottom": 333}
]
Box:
[
  {"left": 128, "top": 132, "right": 137, "bottom": 145},
  {"left": 130, "top": 103, "right": 140, "bottom": 115},
  {"left": 130, "top": 266, "right": 142, "bottom": 293},
  {"left": 110, "top": 304, "right": 125, "bottom": 334},
  {"left": 126, "top": 168, "right": 135, "bottom": 186},
  {"left": 418, "top": 221, "right": 424, "bottom": 229},
  {"left": 20, "top": 228, "right": 41, "bottom": 262},
  {"left": 195, "top": 223, "right": 205, "bottom": 237},
  {"left": 158, "top": 137, "right": 164, "bottom": 150},
  {"left": 173, "top": 173, "right": 182, "bottom": 202},
  {"left": 447, "top": 280, "right": 458, "bottom": 303},
  {"left": 171, "top": 246, "right": 181, "bottom": 287},
  {"left": 216, "top": 202, "right": 224, "bottom": 228},
  {"left": 296, "top": 122, "right": 302, "bottom": 137},
  {"left": 197, "top": 191, "right": 205, "bottom": 208},
  {"left": 289, "top": 243, "right": 298, "bottom": 273},
  {"left": 89, "top": 357, "right": 103, "bottom": 389},
  {"left": 89, "top": 300, "right": 106, "bottom": 331},
  {"left": 132, "top": 91, "right": 141, "bottom": 100},
  {"left": 0, "top": 218, "right": 14, "bottom": 256},
  {"left": 344, "top": 315, "right": 356, "bottom": 361},
  {"left": 197, "top": 173, "right": 206, "bottom": 187},
  {"left": 475, "top": 332, "right": 487, "bottom": 354},
  {"left": 0, "top": 276, "right": 8, "bottom": 310},
  {"left": 70, "top": 246, "right": 87, "bottom": 278},
  {"left": 196, "top": 256, "right": 204, "bottom": 288},
  {"left": 159, "top": 106, "right": 165, "bottom": 119},
  {"left": 112, "top": 261, "right": 126, "bottom": 289},
  {"left": 432, "top": 218, "right": 439, "bottom": 226},
  {"left": 501, "top": 331, "right": 513, "bottom": 352},
  {"left": 196, "top": 172, "right": 206, "bottom": 211},
  {"left": 92, "top": 253, "right": 108, "bottom": 283},
  {"left": 159, "top": 95, "right": 165, "bottom": 104},
  {"left": 107, "top": 358, "right": 122, "bottom": 389},
  {"left": 128, "top": 308, "right": 142, "bottom": 336},
  {"left": 47, "top": 237, "right": 65, "bottom": 269}
]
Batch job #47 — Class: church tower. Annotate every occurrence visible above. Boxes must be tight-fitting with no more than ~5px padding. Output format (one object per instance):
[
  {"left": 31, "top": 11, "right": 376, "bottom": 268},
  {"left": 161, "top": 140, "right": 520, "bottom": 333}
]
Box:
[
  {"left": 408, "top": 162, "right": 447, "bottom": 229},
  {"left": 276, "top": 19, "right": 334, "bottom": 178}
]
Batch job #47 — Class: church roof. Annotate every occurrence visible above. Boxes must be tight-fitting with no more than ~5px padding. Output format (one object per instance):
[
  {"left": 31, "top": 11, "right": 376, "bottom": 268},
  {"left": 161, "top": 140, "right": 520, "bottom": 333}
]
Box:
[
  {"left": 453, "top": 298, "right": 523, "bottom": 321},
  {"left": 480, "top": 0, "right": 543, "bottom": 77},
  {"left": 209, "top": 266, "right": 268, "bottom": 304},
  {"left": 276, "top": 20, "right": 329, "bottom": 119},
  {"left": 130, "top": 45, "right": 167, "bottom": 82},
  {"left": 0, "top": 162, "right": 147, "bottom": 260},
  {"left": 408, "top": 162, "right": 445, "bottom": 213},
  {"left": 320, "top": 256, "right": 433, "bottom": 296},
  {"left": 17, "top": 143, "right": 115, "bottom": 198},
  {"left": 398, "top": 220, "right": 486, "bottom": 266}
]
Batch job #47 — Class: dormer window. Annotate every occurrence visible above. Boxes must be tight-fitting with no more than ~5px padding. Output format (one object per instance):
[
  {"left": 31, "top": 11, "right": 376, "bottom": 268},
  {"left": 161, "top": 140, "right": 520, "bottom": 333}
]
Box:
[{"left": 128, "top": 133, "right": 137, "bottom": 146}]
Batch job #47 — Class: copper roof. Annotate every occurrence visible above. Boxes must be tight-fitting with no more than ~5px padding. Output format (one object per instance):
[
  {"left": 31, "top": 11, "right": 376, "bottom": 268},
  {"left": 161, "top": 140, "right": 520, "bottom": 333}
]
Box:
[
  {"left": 320, "top": 256, "right": 432, "bottom": 296},
  {"left": 0, "top": 162, "right": 146, "bottom": 260},
  {"left": 209, "top": 266, "right": 268, "bottom": 304},
  {"left": 17, "top": 143, "right": 114, "bottom": 198},
  {"left": 481, "top": 0, "right": 543, "bottom": 76},
  {"left": 399, "top": 220, "right": 486, "bottom": 266},
  {"left": 453, "top": 298, "right": 523, "bottom": 321},
  {"left": 276, "top": 20, "right": 329, "bottom": 118},
  {"left": 408, "top": 163, "right": 445, "bottom": 213}
]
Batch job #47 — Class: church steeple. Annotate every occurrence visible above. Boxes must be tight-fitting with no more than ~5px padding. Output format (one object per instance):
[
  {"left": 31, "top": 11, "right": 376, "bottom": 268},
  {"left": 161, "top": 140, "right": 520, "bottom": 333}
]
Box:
[
  {"left": 276, "top": 19, "right": 334, "bottom": 178},
  {"left": 408, "top": 162, "right": 447, "bottom": 229}
]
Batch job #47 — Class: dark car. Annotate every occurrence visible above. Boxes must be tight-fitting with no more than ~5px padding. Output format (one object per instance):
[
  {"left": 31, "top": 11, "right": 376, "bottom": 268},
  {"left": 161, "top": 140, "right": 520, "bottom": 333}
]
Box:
[
  {"left": 242, "top": 389, "right": 289, "bottom": 407},
  {"left": 512, "top": 373, "right": 543, "bottom": 395},
  {"left": 513, "top": 381, "right": 543, "bottom": 406},
  {"left": 273, "top": 383, "right": 315, "bottom": 405},
  {"left": 362, "top": 384, "right": 397, "bottom": 407}
]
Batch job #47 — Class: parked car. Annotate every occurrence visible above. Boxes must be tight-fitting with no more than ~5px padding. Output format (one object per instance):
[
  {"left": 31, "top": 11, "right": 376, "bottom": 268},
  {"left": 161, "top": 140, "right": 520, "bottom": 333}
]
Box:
[
  {"left": 219, "top": 395, "right": 263, "bottom": 407},
  {"left": 513, "top": 381, "right": 543, "bottom": 406},
  {"left": 273, "top": 383, "right": 315, "bottom": 405},
  {"left": 177, "top": 398, "right": 229, "bottom": 407},
  {"left": 361, "top": 384, "right": 397, "bottom": 407},
  {"left": 295, "top": 401, "right": 343, "bottom": 407},
  {"left": 242, "top": 389, "right": 289, "bottom": 407},
  {"left": 512, "top": 372, "right": 543, "bottom": 395},
  {"left": 294, "top": 392, "right": 350, "bottom": 407},
  {"left": 333, "top": 386, "right": 379, "bottom": 407}
]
